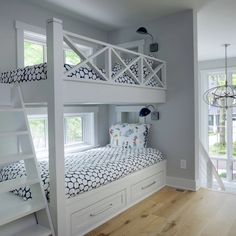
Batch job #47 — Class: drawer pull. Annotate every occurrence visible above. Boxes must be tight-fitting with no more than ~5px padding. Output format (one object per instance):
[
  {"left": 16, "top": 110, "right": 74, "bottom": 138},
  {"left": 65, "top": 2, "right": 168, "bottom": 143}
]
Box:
[
  {"left": 90, "top": 203, "right": 113, "bottom": 217},
  {"left": 141, "top": 181, "right": 156, "bottom": 190}
]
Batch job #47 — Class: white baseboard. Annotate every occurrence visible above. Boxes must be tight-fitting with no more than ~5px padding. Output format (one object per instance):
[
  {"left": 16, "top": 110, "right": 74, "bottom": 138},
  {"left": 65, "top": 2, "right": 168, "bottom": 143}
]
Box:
[{"left": 166, "top": 176, "right": 199, "bottom": 191}]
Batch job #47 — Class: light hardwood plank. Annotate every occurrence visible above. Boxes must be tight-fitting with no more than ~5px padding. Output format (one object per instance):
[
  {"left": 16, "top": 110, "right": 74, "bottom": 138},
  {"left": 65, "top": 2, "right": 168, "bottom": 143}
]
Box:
[{"left": 87, "top": 187, "right": 236, "bottom": 236}]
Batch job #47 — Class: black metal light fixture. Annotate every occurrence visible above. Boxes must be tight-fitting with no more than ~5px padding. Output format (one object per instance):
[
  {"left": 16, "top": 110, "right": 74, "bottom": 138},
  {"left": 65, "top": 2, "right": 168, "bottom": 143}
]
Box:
[
  {"left": 136, "top": 27, "right": 159, "bottom": 52},
  {"left": 139, "top": 105, "right": 159, "bottom": 121},
  {"left": 204, "top": 44, "right": 236, "bottom": 109}
]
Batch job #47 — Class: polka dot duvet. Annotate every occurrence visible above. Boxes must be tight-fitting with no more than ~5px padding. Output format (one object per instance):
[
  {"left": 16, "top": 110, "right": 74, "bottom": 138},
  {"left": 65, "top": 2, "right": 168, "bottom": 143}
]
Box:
[
  {"left": 0, "top": 62, "right": 160, "bottom": 88},
  {"left": 0, "top": 146, "right": 165, "bottom": 200}
]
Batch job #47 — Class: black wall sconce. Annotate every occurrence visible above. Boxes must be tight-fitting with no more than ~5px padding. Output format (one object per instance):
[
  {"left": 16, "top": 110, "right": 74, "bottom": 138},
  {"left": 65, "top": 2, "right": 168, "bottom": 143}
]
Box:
[
  {"left": 139, "top": 105, "right": 160, "bottom": 122},
  {"left": 136, "top": 27, "right": 159, "bottom": 52}
]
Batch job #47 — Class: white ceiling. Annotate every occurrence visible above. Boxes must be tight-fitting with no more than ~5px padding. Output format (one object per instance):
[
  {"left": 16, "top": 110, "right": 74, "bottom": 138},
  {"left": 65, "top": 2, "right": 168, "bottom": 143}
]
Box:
[
  {"left": 198, "top": 0, "right": 236, "bottom": 61},
  {"left": 27, "top": 0, "right": 236, "bottom": 61},
  {"left": 29, "top": 0, "right": 209, "bottom": 30}
]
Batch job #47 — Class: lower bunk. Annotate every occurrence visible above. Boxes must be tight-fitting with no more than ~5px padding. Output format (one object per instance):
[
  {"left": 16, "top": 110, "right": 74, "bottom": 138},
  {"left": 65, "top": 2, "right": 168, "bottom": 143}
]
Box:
[
  {"left": 0, "top": 146, "right": 166, "bottom": 236},
  {"left": 67, "top": 160, "right": 166, "bottom": 236}
]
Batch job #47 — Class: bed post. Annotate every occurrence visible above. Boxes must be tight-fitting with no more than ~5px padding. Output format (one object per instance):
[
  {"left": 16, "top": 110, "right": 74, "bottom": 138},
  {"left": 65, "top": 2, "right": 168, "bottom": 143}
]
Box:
[{"left": 46, "top": 18, "right": 66, "bottom": 236}]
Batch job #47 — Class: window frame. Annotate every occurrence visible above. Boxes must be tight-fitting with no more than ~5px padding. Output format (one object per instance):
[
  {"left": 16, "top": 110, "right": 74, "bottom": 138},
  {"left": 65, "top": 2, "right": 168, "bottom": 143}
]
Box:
[{"left": 27, "top": 112, "right": 95, "bottom": 158}]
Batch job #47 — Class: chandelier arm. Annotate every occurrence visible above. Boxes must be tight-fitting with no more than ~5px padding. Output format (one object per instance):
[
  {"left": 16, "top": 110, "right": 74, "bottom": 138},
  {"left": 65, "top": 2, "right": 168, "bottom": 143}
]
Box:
[{"left": 203, "top": 44, "right": 234, "bottom": 109}]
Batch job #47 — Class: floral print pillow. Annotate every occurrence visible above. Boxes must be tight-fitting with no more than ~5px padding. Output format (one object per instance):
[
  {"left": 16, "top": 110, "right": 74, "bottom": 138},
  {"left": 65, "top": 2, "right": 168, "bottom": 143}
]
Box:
[{"left": 109, "top": 123, "right": 150, "bottom": 148}]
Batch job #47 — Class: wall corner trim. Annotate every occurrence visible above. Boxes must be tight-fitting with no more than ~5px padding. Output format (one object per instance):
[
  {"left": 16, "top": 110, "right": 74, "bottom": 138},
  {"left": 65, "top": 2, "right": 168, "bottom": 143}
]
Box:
[{"left": 166, "top": 176, "right": 199, "bottom": 191}]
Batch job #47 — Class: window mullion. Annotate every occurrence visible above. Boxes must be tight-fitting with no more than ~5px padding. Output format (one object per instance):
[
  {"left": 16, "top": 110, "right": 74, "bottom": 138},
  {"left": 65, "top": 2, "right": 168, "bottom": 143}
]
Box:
[
  {"left": 227, "top": 107, "right": 233, "bottom": 181},
  {"left": 227, "top": 71, "right": 233, "bottom": 181}
]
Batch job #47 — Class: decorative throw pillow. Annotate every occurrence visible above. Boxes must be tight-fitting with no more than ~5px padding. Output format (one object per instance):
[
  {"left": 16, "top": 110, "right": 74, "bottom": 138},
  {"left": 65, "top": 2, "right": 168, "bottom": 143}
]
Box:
[{"left": 109, "top": 123, "right": 150, "bottom": 148}]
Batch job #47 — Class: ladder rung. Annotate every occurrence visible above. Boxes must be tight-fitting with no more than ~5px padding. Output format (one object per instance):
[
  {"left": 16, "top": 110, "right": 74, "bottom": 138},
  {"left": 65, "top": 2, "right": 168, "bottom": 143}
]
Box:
[
  {"left": 0, "top": 153, "right": 34, "bottom": 165},
  {"left": 0, "top": 193, "right": 46, "bottom": 226},
  {"left": 12, "top": 224, "right": 52, "bottom": 236},
  {"left": 0, "top": 177, "right": 39, "bottom": 193},
  {"left": 0, "top": 130, "right": 28, "bottom": 137}
]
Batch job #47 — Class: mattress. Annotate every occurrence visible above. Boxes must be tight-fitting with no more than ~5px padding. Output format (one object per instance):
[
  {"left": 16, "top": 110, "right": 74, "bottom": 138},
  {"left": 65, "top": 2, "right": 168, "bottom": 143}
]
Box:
[
  {"left": 0, "top": 147, "right": 165, "bottom": 200},
  {"left": 0, "top": 60, "right": 159, "bottom": 87}
]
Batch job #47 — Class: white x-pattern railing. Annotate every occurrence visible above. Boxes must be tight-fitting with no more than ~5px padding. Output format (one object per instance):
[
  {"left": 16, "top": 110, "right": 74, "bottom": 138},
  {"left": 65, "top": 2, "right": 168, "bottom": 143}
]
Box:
[{"left": 63, "top": 31, "right": 166, "bottom": 90}]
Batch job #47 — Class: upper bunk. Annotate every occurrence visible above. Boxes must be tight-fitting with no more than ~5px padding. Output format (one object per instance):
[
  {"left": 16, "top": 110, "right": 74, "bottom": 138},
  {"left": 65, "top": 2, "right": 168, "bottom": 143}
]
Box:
[{"left": 0, "top": 18, "right": 167, "bottom": 105}]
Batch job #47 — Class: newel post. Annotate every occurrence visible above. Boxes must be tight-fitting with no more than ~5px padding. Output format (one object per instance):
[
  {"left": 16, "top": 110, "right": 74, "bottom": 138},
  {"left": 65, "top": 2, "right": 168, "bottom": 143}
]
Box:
[{"left": 46, "top": 18, "right": 65, "bottom": 236}]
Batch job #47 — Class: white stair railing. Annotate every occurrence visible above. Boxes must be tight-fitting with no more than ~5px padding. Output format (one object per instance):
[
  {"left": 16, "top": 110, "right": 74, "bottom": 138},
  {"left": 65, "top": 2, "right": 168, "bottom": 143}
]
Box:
[{"left": 199, "top": 142, "right": 225, "bottom": 191}]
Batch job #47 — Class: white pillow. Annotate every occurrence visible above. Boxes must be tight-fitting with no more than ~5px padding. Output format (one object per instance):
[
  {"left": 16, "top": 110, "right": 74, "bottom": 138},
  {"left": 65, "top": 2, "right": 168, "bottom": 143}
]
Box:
[{"left": 109, "top": 123, "right": 150, "bottom": 148}]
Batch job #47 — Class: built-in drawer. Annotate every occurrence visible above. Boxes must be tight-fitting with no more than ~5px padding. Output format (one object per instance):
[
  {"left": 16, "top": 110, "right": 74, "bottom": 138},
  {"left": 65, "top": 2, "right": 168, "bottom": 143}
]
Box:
[
  {"left": 131, "top": 172, "right": 163, "bottom": 202},
  {"left": 71, "top": 190, "right": 126, "bottom": 236}
]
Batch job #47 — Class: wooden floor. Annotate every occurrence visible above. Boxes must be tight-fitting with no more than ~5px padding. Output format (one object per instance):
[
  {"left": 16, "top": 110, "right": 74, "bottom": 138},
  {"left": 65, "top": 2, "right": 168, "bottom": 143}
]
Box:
[{"left": 87, "top": 187, "right": 236, "bottom": 236}]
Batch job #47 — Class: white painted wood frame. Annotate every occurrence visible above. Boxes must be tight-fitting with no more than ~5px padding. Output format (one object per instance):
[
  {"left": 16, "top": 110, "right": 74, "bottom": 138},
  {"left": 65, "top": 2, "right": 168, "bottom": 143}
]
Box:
[
  {"left": 11, "top": 18, "right": 168, "bottom": 235},
  {"left": 46, "top": 18, "right": 66, "bottom": 236},
  {"left": 15, "top": 20, "right": 167, "bottom": 105},
  {"left": 65, "top": 161, "right": 166, "bottom": 236},
  {"left": 63, "top": 30, "right": 167, "bottom": 90}
]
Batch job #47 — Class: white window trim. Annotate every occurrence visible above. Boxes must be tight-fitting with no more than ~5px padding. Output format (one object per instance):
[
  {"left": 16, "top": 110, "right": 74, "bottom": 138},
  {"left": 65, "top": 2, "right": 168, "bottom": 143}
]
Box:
[{"left": 15, "top": 21, "right": 46, "bottom": 67}]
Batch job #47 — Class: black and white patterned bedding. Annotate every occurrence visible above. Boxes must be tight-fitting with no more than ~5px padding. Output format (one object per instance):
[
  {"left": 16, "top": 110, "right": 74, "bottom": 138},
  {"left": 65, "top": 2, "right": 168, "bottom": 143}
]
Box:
[
  {"left": 0, "top": 60, "right": 161, "bottom": 87},
  {"left": 0, "top": 147, "right": 165, "bottom": 200}
]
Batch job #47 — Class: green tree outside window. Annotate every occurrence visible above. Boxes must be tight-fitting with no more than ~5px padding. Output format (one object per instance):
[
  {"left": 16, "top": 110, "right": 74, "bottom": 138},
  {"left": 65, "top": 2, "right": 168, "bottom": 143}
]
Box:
[{"left": 24, "top": 41, "right": 44, "bottom": 67}]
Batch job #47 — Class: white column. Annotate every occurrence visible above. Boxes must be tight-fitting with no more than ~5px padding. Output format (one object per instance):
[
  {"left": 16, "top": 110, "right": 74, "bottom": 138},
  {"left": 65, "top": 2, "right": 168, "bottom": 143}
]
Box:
[
  {"left": 207, "top": 160, "right": 213, "bottom": 188},
  {"left": 16, "top": 28, "right": 24, "bottom": 68},
  {"left": 46, "top": 18, "right": 65, "bottom": 236},
  {"left": 193, "top": 9, "right": 200, "bottom": 190}
]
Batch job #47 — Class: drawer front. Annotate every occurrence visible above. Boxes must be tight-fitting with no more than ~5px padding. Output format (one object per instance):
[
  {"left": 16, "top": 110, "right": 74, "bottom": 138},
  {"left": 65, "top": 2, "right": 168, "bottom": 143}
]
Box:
[
  {"left": 131, "top": 172, "right": 163, "bottom": 202},
  {"left": 71, "top": 190, "right": 126, "bottom": 235}
]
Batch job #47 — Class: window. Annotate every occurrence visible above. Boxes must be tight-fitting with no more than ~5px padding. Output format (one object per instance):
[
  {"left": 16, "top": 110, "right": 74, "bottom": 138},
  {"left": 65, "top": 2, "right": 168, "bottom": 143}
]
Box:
[
  {"left": 207, "top": 72, "right": 227, "bottom": 160},
  {"left": 208, "top": 115, "right": 214, "bottom": 126},
  {"left": 204, "top": 69, "right": 236, "bottom": 181},
  {"left": 23, "top": 31, "right": 92, "bottom": 66},
  {"left": 64, "top": 49, "right": 81, "bottom": 65},
  {"left": 64, "top": 116, "right": 83, "bottom": 146},
  {"left": 24, "top": 40, "right": 45, "bottom": 66},
  {"left": 28, "top": 112, "right": 94, "bottom": 159},
  {"left": 28, "top": 116, "right": 48, "bottom": 152}
]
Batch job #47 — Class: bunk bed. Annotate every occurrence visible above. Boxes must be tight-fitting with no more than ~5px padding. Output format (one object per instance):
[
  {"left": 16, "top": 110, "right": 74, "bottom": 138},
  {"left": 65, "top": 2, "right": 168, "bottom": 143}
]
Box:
[{"left": 0, "top": 18, "right": 167, "bottom": 236}]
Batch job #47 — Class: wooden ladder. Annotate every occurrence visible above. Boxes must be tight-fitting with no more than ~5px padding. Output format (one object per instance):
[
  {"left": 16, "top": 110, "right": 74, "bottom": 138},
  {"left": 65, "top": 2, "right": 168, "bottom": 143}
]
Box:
[{"left": 0, "top": 85, "right": 54, "bottom": 236}]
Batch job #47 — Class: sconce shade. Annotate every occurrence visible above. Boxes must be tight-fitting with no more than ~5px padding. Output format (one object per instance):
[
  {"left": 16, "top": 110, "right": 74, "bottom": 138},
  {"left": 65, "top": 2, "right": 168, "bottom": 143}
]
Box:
[
  {"left": 139, "top": 107, "right": 151, "bottom": 117},
  {"left": 136, "top": 27, "right": 148, "bottom": 35}
]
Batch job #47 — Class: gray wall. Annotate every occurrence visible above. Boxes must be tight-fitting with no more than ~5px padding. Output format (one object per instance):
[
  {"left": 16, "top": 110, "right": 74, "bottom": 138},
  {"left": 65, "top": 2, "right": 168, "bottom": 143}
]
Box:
[
  {"left": 108, "top": 10, "right": 196, "bottom": 181},
  {"left": 0, "top": 0, "right": 109, "bottom": 146},
  {"left": 0, "top": 0, "right": 108, "bottom": 72},
  {"left": 0, "top": 1, "right": 197, "bottom": 180},
  {"left": 97, "top": 105, "right": 110, "bottom": 146}
]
